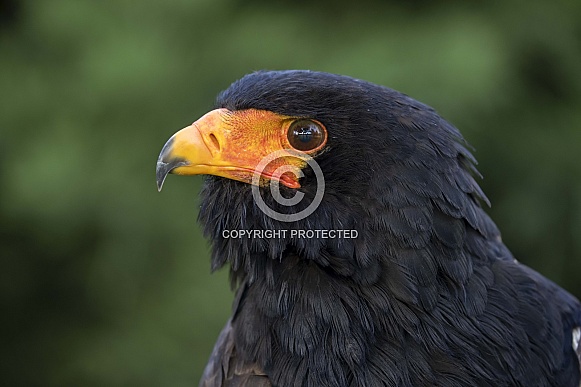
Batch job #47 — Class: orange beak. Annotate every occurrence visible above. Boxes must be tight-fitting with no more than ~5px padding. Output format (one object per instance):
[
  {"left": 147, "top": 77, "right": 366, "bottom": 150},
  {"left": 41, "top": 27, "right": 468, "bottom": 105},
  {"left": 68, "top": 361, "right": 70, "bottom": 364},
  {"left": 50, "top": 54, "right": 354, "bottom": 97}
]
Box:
[{"left": 156, "top": 108, "right": 326, "bottom": 191}]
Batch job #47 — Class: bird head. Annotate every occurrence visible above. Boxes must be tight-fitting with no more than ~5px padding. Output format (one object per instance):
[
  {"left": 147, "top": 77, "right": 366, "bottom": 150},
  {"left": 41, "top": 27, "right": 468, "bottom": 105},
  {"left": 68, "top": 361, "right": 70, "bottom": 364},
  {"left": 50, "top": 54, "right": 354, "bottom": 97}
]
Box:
[{"left": 157, "top": 70, "right": 497, "bottom": 285}]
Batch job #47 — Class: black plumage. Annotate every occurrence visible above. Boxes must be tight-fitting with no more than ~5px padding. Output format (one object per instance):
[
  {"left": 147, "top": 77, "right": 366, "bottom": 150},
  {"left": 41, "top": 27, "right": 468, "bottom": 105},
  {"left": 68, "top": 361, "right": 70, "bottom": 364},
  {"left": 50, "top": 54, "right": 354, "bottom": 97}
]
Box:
[{"left": 177, "top": 71, "right": 581, "bottom": 386}]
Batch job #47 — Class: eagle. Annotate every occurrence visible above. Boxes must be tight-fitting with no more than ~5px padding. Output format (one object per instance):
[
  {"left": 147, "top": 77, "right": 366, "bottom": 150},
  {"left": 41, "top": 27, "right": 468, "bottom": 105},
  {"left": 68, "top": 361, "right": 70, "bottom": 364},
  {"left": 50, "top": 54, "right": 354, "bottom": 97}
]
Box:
[{"left": 156, "top": 70, "right": 581, "bottom": 386}]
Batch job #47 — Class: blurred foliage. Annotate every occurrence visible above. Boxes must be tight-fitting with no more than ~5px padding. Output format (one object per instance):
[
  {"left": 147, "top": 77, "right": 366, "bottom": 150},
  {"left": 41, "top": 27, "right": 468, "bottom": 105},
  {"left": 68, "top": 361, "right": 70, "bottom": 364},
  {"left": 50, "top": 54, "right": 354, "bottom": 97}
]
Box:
[{"left": 1, "top": 0, "right": 580, "bottom": 385}]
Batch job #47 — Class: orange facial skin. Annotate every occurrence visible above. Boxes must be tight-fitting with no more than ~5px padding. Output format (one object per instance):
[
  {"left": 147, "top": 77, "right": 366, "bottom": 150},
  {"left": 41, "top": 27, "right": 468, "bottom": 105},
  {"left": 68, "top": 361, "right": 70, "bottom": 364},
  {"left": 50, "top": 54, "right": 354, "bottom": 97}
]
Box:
[{"left": 156, "top": 108, "right": 327, "bottom": 190}]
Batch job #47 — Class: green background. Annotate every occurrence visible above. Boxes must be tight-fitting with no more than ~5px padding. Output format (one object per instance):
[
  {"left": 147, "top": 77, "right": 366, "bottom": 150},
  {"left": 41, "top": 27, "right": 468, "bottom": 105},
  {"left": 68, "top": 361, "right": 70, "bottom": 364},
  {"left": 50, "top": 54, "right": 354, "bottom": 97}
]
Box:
[{"left": 1, "top": 0, "right": 580, "bottom": 385}]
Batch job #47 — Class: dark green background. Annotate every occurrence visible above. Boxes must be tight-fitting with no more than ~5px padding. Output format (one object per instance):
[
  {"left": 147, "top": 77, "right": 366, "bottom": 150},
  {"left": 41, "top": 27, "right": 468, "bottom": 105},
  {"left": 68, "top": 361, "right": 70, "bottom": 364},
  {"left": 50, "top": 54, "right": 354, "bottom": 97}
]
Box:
[{"left": 1, "top": 0, "right": 580, "bottom": 385}]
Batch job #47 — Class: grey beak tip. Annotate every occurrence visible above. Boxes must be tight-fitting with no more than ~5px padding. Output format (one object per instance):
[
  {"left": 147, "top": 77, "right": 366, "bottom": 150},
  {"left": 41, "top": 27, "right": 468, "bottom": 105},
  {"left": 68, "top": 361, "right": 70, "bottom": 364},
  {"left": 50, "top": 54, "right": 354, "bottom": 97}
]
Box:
[
  {"left": 156, "top": 161, "right": 171, "bottom": 192},
  {"left": 156, "top": 136, "right": 191, "bottom": 191},
  {"left": 156, "top": 175, "right": 166, "bottom": 192},
  {"left": 156, "top": 158, "right": 189, "bottom": 192},
  {"left": 156, "top": 136, "right": 175, "bottom": 192}
]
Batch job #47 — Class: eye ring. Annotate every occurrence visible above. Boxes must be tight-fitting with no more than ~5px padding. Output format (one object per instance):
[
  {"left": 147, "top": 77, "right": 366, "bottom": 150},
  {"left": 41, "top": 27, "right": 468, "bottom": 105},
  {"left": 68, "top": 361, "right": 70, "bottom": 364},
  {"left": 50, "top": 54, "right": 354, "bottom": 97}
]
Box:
[{"left": 286, "top": 119, "right": 327, "bottom": 152}]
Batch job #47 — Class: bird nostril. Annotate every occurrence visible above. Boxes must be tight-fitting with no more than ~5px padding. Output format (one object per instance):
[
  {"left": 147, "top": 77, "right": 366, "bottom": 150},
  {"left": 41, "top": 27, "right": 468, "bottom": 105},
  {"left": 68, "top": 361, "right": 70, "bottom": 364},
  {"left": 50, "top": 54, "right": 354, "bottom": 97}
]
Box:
[{"left": 208, "top": 133, "right": 220, "bottom": 152}]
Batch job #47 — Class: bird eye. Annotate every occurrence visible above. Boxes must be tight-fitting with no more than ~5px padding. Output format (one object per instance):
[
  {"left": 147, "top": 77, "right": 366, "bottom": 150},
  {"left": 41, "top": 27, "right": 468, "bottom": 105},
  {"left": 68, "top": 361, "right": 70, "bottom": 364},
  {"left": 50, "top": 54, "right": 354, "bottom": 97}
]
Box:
[{"left": 287, "top": 119, "right": 326, "bottom": 152}]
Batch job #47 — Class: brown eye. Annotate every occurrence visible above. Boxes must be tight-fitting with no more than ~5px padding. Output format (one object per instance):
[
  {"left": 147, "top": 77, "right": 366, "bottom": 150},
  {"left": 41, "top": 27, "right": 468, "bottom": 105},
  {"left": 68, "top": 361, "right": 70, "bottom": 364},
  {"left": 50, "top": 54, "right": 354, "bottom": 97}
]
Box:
[{"left": 287, "top": 119, "right": 326, "bottom": 152}]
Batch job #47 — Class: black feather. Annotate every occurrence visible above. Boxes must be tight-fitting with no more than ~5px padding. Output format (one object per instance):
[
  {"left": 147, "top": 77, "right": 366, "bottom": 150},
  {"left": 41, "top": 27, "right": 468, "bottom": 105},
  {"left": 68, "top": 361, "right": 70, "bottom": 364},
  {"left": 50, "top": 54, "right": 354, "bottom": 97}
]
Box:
[{"left": 194, "top": 70, "right": 581, "bottom": 386}]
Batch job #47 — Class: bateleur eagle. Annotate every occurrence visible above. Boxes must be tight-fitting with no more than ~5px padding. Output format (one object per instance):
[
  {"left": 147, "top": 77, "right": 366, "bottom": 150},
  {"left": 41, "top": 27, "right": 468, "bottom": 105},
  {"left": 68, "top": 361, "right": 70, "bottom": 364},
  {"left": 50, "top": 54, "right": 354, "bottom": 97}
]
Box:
[{"left": 156, "top": 70, "right": 581, "bottom": 387}]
